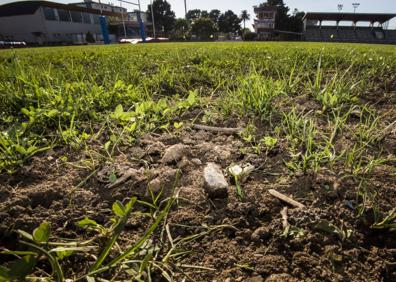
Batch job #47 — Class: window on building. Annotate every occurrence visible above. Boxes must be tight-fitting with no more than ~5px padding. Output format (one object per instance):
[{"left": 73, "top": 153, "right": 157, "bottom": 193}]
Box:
[
  {"left": 83, "top": 13, "right": 92, "bottom": 24},
  {"left": 93, "top": 15, "right": 100, "bottom": 24},
  {"left": 70, "top": 11, "right": 82, "bottom": 23},
  {"left": 258, "top": 12, "right": 274, "bottom": 19},
  {"left": 43, "top": 7, "right": 57, "bottom": 21},
  {"left": 58, "top": 9, "right": 71, "bottom": 21}
]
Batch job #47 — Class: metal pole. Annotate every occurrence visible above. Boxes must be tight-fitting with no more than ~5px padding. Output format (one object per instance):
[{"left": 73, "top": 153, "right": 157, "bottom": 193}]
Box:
[
  {"left": 150, "top": 0, "right": 156, "bottom": 38},
  {"left": 120, "top": 1, "right": 127, "bottom": 39},
  {"left": 98, "top": 0, "right": 103, "bottom": 13},
  {"left": 352, "top": 3, "right": 360, "bottom": 14},
  {"left": 184, "top": 0, "right": 187, "bottom": 18}
]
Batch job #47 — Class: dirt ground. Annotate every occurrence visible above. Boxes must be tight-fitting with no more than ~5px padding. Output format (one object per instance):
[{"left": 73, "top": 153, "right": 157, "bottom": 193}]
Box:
[
  {"left": 1, "top": 83, "right": 396, "bottom": 281},
  {"left": 1, "top": 116, "right": 395, "bottom": 281}
]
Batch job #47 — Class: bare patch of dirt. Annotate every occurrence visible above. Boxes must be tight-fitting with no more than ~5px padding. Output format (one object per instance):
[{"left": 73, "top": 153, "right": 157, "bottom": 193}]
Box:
[
  {"left": 0, "top": 90, "right": 396, "bottom": 282},
  {"left": 0, "top": 124, "right": 395, "bottom": 281}
]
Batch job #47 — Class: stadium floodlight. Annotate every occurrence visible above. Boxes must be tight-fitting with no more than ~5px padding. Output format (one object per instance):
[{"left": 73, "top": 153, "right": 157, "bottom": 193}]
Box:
[
  {"left": 352, "top": 3, "right": 360, "bottom": 14},
  {"left": 337, "top": 4, "right": 343, "bottom": 12}
]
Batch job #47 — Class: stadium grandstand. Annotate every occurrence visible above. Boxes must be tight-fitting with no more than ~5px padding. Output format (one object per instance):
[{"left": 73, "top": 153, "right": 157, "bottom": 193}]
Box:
[{"left": 303, "top": 12, "right": 396, "bottom": 44}]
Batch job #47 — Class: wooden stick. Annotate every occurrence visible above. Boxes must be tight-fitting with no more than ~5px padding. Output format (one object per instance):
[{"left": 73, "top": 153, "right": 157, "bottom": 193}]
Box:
[
  {"left": 268, "top": 189, "right": 305, "bottom": 209},
  {"left": 192, "top": 124, "right": 243, "bottom": 135}
]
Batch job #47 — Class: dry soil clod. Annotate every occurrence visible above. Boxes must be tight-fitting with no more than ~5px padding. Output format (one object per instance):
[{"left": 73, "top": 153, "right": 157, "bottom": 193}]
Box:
[
  {"left": 105, "top": 168, "right": 141, "bottom": 189},
  {"left": 161, "top": 144, "right": 188, "bottom": 164}
]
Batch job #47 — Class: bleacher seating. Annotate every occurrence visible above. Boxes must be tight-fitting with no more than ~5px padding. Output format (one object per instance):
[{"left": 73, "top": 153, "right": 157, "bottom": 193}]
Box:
[
  {"left": 305, "top": 26, "right": 396, "bottom": 44},
  {"left": 384, "top": 30, "right": 396, "bottom": 42}
]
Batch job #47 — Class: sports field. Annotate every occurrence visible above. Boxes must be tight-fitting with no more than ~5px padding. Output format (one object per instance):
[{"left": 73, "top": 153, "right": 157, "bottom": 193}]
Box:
[{"left": 0, "top": 42, "right": 395, "bottom": 281}]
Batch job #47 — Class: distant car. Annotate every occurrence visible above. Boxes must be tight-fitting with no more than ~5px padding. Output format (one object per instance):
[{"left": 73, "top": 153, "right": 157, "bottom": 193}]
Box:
[
  {"left": 231, "top": 36, "right": 242, "bottom": 41},
  {"left": 119, "top": 37, "right": 169, "bottom": 44},
  {"left": 0, "top": 41, "right": 27, "bottom": 49}
]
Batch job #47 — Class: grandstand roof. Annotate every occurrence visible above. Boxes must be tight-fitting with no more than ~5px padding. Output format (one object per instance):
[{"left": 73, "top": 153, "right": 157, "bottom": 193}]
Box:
[
  {"left": 0, "top": 1, "right": 120, "bottom": 17},
  {"left": 303, "top": 12, "right": 396, "bottom": 24}
]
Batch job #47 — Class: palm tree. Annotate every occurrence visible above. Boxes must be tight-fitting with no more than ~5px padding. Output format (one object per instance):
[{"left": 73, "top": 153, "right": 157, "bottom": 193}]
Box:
[{"left": 240, "top": 10, "right": 250, "bottom": 30}]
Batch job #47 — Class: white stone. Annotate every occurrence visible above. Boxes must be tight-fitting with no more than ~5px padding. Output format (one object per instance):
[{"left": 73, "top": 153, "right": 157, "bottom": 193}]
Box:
[{"left": 203, "top": 163, "right": 228, "bottom": 198}]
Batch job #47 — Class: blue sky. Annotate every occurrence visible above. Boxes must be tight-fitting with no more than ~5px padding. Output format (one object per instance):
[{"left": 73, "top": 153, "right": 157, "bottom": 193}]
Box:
[{"left": 1, "top": 0, "right": 396, "bottom": 28}]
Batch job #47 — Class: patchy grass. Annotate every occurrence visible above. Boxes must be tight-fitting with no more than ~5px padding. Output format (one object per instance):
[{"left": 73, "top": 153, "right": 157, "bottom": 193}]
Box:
[{"left": 0, "top": 42, "right": 395, "bottom": 281}]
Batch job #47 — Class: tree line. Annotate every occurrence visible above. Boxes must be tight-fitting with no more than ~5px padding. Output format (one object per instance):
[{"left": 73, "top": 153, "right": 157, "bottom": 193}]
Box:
[{"left": 146, "top": 0, "right": 305, "bottom": 40}]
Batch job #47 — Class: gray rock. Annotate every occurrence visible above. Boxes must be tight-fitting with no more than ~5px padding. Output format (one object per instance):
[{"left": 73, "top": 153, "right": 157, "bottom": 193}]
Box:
[
  {"left": 161, "top": 144, "right": 187, "bottom": 164},
  {"left": 203, "top": 163, "right": 228, "bottom": 198}
]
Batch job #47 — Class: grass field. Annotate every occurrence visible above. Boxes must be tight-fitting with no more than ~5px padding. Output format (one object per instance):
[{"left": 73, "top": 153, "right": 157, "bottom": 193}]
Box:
[{"left": 0, "top": 42, "right": 395, "bottom": 281}]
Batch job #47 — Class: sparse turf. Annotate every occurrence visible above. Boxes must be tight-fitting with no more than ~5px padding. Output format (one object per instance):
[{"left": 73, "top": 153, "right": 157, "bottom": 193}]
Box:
[{"left": 0, "top": 42, "right": 395, "bottom": 281}]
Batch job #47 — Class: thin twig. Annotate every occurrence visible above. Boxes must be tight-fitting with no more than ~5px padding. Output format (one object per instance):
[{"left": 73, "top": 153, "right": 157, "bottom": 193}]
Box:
[
  {"left": 268, "top": 189, "right": 305, "bottom": 209},
  {"left": 192, "top": 124, "right": 243, "bottom": 135}
]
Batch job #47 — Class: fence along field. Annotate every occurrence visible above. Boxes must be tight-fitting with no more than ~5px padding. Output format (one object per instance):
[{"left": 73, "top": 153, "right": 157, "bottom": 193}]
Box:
[{"left": 0, "top": 42, "right": 395, "bottom": 281}]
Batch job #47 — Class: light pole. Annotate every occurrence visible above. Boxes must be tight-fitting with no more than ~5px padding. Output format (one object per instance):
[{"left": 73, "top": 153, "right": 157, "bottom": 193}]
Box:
[
  {"left": 184, "top": 0, "right": 187, "bottom": 18},
  {"left": 119, "top": 1, "right": 127, "bottom": 39},
  {"left": 352, "top": 3, "right": 360, "bottom": 14},
  {"left": 150, "top": 0, "right": 156, "bottom": 38}
]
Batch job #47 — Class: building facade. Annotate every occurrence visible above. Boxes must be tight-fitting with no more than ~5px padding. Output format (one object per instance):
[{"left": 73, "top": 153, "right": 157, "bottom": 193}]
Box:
[
  {"left": 0, "top": 1, "right": 122, "bottom": 44},
  {"left": 253, "top": 6, "right": 277, "bottom": 40},
  {"left": 128, "top": 11, "right": 149, "bottom": 23},
  {"left": 73, "top": 0, "right": 127, "bottom": 14}
]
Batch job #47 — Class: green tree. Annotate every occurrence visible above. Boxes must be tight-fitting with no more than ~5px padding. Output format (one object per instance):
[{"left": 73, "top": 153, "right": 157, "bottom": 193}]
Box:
[
  {"left": 209, "top": 9, "right": 221, "bottom": 23},
  {"left": 218, "top": 10, "right": 241, "bottom": 34},
  {"left": 240, "top": 10, "right": 250, "bottom": 30},
  {"left": 171, "top": 18, "right": 190, "bottom": 40},
  {"left": 186, "top": 9, "right": 202, "bottom": 21},
  {"left": 242, "top": 30, "right": 257, "bottom": 41},
  {"left": 147, "top": 0, "right": 176, "bottom": 36},
  {"left": 201, "top": 10, "right": 209, "bottom": 18},
  {"left": 289, "top": 9, "right": 305, "bottom": 32},
  {"left": 192, "top": 18, "right": 216, "bottom": 40}
]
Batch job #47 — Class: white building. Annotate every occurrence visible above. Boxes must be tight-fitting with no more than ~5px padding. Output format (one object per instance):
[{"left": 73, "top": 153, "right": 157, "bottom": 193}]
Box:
[
  {"left": 0, "top": 1, "right": 122, "bottom": 44},
  {"left": 253, "top": 5, "right": 277, "bottom": 40}
]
